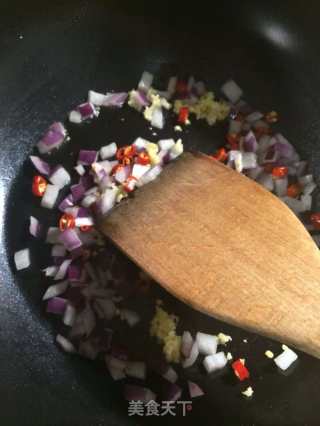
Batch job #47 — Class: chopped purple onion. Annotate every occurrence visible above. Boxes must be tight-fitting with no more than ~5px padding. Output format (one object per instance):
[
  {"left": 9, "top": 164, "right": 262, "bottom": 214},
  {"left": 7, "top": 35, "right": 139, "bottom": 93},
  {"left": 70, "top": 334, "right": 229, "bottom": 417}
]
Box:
[
  {"left": 188, "top": 381, "right": 204, "bottom": 398},
  {"left": 78, "top": 150, "right": 98, "bottom": 166},
  {"left": 37, "top": 122, "right": 67, "bottom": 154},
  {"left": 30, "top": 155, "right": 51, "bottom": 175},
  {"left": 58, "top": 194, "right": 74, "bottom": 212},
  {"left": 59, "top": 229, "right": 82, "bottom": 251},
  {"left": 76, "top": 102, "right": 97, "bottom": 120},
  {"left": 47, "top": 297, "right": 67, "bottom": 315},
  {"left": 71, "top": 183, "right": 86, "bottom": 203},
  {"left": 102, "top": 92, "right": 128, "bottom": 108}
]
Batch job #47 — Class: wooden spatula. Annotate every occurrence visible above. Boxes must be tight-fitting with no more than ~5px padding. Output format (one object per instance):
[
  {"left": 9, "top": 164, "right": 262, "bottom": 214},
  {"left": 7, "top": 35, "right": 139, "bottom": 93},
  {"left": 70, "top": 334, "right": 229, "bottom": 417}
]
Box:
[{"left": 99, "top": 152, "right": 320, "bottom": 358}]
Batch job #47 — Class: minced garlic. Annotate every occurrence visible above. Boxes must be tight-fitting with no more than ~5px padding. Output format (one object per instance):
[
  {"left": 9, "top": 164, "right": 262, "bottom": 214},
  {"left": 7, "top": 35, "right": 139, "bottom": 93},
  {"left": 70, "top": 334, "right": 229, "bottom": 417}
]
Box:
[
  {"left": 217, "top": 332, "right": 232, "bottom": 345},
  {"left": 242, "top": 386, "right": 254, "bottom": 398},
  {"left": 265, "top": 350, "right": 274, "bottom": 359},
  {"left": 174, "top": 92, "right": 229, "bottom": 126},
  {"left": 150, "top": 305, "right": 181, "bottom": 363}
]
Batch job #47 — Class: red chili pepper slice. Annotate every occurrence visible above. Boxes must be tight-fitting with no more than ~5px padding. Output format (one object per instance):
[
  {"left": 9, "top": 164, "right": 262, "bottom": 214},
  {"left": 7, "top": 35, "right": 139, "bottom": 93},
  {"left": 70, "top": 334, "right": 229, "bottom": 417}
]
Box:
[
  {"left": 121, "top": 156, "right": 133, "bottom": 166},
  {"left": 32, "top": 175, "right": 48, "bottom": 197},
  {"left": 116, "top": 145, "right": 136, "bottom": 161},
  {"left": 232, "top": 359, "right": 250, "bottom": 381},
  {"left": 287, "top": 183, "right": 302, "bottom": 198},
  {"left": 178, "top": 107, "right": 189, "bottom": 124},
  {"left": 310, "top": 213, "right": 320, "bottom": 230},
  {"left": 59, "top": 214, "right": 76, "bottom": 232},
  {"left": 80, "top": 225, "right": 93, "bottom": 232},
  {"left": 136, "top": 151, "right": 150, "bottom": 165},
  {"left": 271, "top": 166, "right": 288, "bottom": 178},
  {"left": 123, "top": 176, "right": 138, "bottom": 193},
  {"left": 212, "top": 147, "right": 228, "bottom": 162}
]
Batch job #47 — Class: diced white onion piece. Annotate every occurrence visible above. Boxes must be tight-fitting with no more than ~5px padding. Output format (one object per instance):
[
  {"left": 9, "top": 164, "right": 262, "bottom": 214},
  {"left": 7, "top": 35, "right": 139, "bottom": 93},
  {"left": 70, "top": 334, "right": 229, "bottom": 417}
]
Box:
[
  {"left": 51, "top": 244, "right": 66, "bottom": 257},
  {"left": 29, "top": 216, "right": 41, "bottom": 238},
  {"left": 203, "top": 352, "right": 227, "bottom": 373},
  {"left": 257, "top": 173, "right": 274, "bottom": 192},
  {"left": 132, "top": 164, "right": 151, "bottom": 180},
  {"left": 280, "top": 196, "right": 305, "bottom": 214},
  {"left": 88, "top": 90, "right": 107, "bottom": 106},
  {"left": 158, "top": 139, "right": 175, "bottom": 151},
  {"left": 298, "top": 174, "right": 314, "bottom": 187},
  {"left": 246, "top": 111, "right": 263, "bottom": 123},
  {"left": 75, "top": 217, "right": 94, "bottom": 227},
  {"left": 221, "top": 80, "right": 243, "bottom": 104},
  {"left": 42, "top": 280, "right": 68, "bottom": 301},
  {"left": 196, "top": 332, "right": 218, "bottom": 355},
  {"left": 274, "top": 177, "right": 288, "bottom": 197},
  {"left": 100, "top": 142, "right": 117, "bottom": 160},
  {"left": 229, "top": 119, "right": 242, "bottom": 134},
  {"left": 133, "top": 137, "right": 149, "bottom": 151},
  {"left": 100, "top": 187, "right": 118, "bottom": 215},
  {"left": 169, "top": 139, "right": 183, "bottom": 160},
  {"left": 183, "top": 341, "right": 199, "bottom": 368},
  {"left": 303, "top": 182, "right": 316, "bottom": 196},
  {"left": 295, "top": 161, "right": 307, "bottom": 177},
  {"left": 81, "top": 194, "right": 97, "bottom": 208},
  {"left": 162, "top": 366, "right": 178, "bottom": 383},
  {"left": 242, "top": 152, "right": 257, "bottom": 169},
  {"left": 93, "top": 298, "right": 116, "bottom": 320},
  {"left": 181, "top": 331, "right": 193, "bottom": 358},
  {"left": 125, "top": 361, "right": 146, "bottom": 380},
  {"left": 135, "top": 165, "right": 162, "bottom": 187},
  {"left": 54, "top": 259, "right": 72, "bottom": 281},
  {"left": 14, "top": 249, "right": 30, "bottom": 270},
  {"left": 138, "top": 71, "right": 154, "bottom": 93},
  {"left": 107, "top": 356, "right": 127, "bottom": 372},
  {"left": 41, "top": 184, "right": 60, "bottom": 209},
  {"left": 108, "top": 364, "right": 126, "bottom": 381},
  {"left": 120, "top": 309, "right": 140, "bottom": 327},
  {"left": 301, "top": 194, "right": 312, "bottom": 211},
  {"left": 114, "top": 165, "right": 130, "bottom": 184},
  {"left": 274, "top": 347, "right": 298, "bottom": 371},
  {"left": 74, "top": 164, "right": 86, "bottom": 176},
  {"left": 44, "top": 267, "right": 59, "bottom": 279},
  {"left": 151, "top": 107, "right": 164, "bottom": 129},
  {"left": 63, "top": 303, "right": 76, "bottom": 326},
  {"left": 56, "top": 334, "right": 76, "bottom": 353},
  {"left": 69, "top": 110, "right": 82, "bottom": 123},
  {"left": 228, "top": 150, "right": 243, "bottom": 172},
  {"left": 49, "top": 166, "right": 71, "bottom": 188},
  {"left": 247, "top": 166, "right": 263, "bottom": 180},
  {"left": 46, "top": 227, "right": 60, "bottom": 244}
]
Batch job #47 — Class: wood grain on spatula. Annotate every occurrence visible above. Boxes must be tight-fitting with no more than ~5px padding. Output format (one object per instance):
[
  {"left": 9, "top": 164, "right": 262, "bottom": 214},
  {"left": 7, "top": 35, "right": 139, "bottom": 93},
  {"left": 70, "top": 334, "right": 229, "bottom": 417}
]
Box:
[{"left": 99, "top": 152, "right": 320, "bottom": 358}]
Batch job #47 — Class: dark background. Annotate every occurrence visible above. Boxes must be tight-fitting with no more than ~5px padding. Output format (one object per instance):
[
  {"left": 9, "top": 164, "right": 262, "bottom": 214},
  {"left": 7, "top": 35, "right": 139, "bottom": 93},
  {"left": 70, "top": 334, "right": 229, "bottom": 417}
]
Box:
[{"left": 1, "top": 1, "right": 320, "bottom": 425}]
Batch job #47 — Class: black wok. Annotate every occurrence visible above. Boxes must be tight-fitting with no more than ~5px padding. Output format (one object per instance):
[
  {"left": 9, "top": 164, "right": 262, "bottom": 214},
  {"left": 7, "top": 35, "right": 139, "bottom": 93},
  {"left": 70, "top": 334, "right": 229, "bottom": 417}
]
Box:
[{"left": 1, "top": 1, "right": 320, "bottom": 425}]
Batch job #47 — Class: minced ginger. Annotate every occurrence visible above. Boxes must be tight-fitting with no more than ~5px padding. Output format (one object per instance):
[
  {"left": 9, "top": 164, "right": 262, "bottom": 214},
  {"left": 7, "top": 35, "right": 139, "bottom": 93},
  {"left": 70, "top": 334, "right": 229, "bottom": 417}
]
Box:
[{"left": 150, "top": 305, "right": 181, "bottom": 363}]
